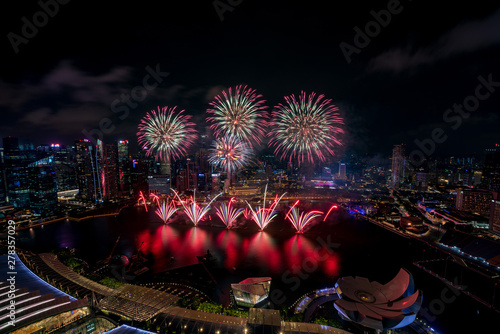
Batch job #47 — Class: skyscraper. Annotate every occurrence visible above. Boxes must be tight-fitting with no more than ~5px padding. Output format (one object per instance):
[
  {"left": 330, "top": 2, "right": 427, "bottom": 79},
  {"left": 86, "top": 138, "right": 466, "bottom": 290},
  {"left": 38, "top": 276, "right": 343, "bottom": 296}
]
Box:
[
  {"left": 490, "top": 193, "right": 500, "bottom": 236},
  {"left": 28, "top": 157, "right": 58, "bottom": 216},
  {"left": 51, "top": 143, "right": 77, "bottom": 192},
  {"left": 74, "top": 139, "right": 102, "bottom": 203},
  {"left": 415, "top": 170, "right": 428, "bottom": 192},
  {"left": 0, "top": 148, "right": 6, "bottom": 206},
  {"left": 456, "top": 188, "right": 493, "bottom": 218},
  {"left": 482, "top": 144, "right": 500, "bottom": 192},
  {"left": 101, "top": 142, "right": 119, "bottom": 201},
  {"left": 391, "top": 144, "right": 405, "bottom": 189},
  {"left": 338, "top": 163, "right": 346, "bottom": 180},
  {"left": 117, "top": 140, "right": 131, "bottom": 197},
  {"left": 130, "top": 157, "right": 149, "bottom": 196},
  {"left": 3, "top": 137, "right": 36, "bottom": 208}
]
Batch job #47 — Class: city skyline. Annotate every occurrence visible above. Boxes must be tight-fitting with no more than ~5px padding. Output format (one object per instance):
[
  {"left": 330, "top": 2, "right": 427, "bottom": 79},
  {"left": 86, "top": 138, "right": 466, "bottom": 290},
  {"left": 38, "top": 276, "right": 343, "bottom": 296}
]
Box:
[{"left": 1, "top": 0, "right": 499, "bottom": 158}]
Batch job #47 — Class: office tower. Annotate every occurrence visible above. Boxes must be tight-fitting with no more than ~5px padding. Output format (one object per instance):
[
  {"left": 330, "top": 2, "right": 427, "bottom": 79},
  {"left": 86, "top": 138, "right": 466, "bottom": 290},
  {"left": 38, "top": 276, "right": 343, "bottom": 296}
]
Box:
[
  {"left": 148, "top": 175, "right": 170, "bottom": 194},
  {"left": 0, "top": 148, "right": 6, "bottom": 206},
  {"left": 28, "top": 157, "right": 58, "bottom": 216},
  {"left": 391, "top": 144, "right": 405, "bottom": 189},
  {"left": 415, "top": 170, "right": 428, "bottom": 192},
  {"left": 186, "top": 159, "right": 197, "bottom": 190},
  {"left": 101, "top": 142, "right": 119, "bottom": 200},
  {"left": 211, "top": 172, "right": 221, "bottom": 193},
  {"left": 321, "top": 167, "right": 331, "bottom": 180},
  {"left": 130, "top": 158, "right": 149, "bottom": 196},
  {"left": 74, "top": 139, "right": 102, "bottom": 203},
  {"left": 473, "top": 171, "right": 483, "bottom": 187},
  {"left": 175, "top": 168, "right": 188, "bottom": 193},
  {"left": 3, "top": 137, "right": 36, "bottom": 208},
  {"left": 196, "top": 149, "right": 209, "bottom": 192},
  {"left": 490, "top": 193, "right": 500, "bottom": 236},
  {"left": 117, "top": 140, "right": 132, "bottom": 197},
  {"left": 48, "top": 143, "right": 77, "bottom": 192},
  {"left": 338, "top": 163, "right": 346, "bottom": 180},
  {"left": 456, "top": 188, "right": 493, "bottom": 217},
  {"left": 482, "top": 144, "right": 500, "bottom": 191}
]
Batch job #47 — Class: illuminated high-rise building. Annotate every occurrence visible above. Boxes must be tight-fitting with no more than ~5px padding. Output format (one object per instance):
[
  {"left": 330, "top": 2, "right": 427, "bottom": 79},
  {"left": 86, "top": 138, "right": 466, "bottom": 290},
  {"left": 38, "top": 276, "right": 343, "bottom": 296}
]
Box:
[
  {"left": 3, "top": 137, "right": 36, "bottom": 208},
  {"left": 28, "top": 157, "right": 58, "bottom": 216},
  {"left": 482, "top": 144, "right": 500, "bottom": 192},
  {"left": 490, "top": 193, "right": 500, "bottom": 236},
  {"left": 0, "top": 148, "right": 6, "bottom": 206},
  {"left": 50, "top": 143, "right": 77, "bottom": 192},
  {"left": 117, "top": 140, "right": 131, "bottom": 197},
  {"left": 415, "top": 170, "right": 428, "bottom": 192},
  {"left": 74, "top": 139, "right": 102, "bottom": 203},
  {"left": 130, "top": 157, "right": 149, "bottom": 196},
  {"left": 391, "top": 144, "right": 405, "bottom": 189},
  {"left": 456, "top": 188, "right": 493, "bottom": 218},
  {"left": 186, "top": 159, "right": 197, "bottom": 190},
  {"left": 338, "top": 163, "right": 347, "bottom": 180},
  {"left": 101, "top": 142, "right": 119, "bottom": 200}
]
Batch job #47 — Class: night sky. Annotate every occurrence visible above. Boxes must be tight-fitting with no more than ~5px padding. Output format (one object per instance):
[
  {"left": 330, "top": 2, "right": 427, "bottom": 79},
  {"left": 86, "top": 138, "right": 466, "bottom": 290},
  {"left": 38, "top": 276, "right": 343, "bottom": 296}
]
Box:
[{"left": 1, "top": 0, "right": 500, "bottom": 158}]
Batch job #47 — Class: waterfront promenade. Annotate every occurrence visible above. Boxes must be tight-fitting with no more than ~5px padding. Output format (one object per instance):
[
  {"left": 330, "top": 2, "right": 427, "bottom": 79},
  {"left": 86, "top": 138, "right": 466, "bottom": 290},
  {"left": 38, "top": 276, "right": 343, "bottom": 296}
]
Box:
[{"left": 17, "top": 250, "right": 352, "bottom": 333}]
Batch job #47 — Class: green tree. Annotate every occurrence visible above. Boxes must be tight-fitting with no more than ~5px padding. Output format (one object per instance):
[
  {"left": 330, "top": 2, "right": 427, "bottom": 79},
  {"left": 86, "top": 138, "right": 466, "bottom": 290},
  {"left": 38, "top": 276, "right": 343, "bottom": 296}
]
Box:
[{"left": 99, "top": 277, "right": 123, "bottom": 289}]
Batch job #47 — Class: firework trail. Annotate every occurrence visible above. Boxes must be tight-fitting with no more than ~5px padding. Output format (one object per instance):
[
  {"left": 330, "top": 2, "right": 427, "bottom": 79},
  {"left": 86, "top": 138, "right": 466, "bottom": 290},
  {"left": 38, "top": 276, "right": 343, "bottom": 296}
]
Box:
[
  {"left": 207, "top": 85, "right": 268, "bottom": 146},
  {"left": 323, "top": 204, "right": 339, "bottom": 221},
  {"left": 208, "top": 136, "right": 252, "bottom": 174},
  {"left": 215, "top": 197, "right": 244, "bottom": 229},
  {"left": 245, "top": 184, "right": 286, "bottom": 231},
  {"left": 285, "top": 200, "right": 300, "bottom": 220},
  {"left": 172, "top": 190, "right": 222, "bottom": 226},
  {"left": 149, "top": 193, "right": 161, "bottom": 206},
  {"left": 287, "top": 206, "right": 323, "bottom": 233},
  {"left": 269, "top": 91, "right": 344, "bottom": 164},
  {"left": 243, "top": 207, "right": 252, "bottom": 220},
  {"left": 137, "top": 106, "right": 197, "bottom": 162},
  {"left": 155, "top": 199, "right": 179, "bottom": 224},
  {"left": 138, "top": 191, "right": 148, "bottom": 212}
]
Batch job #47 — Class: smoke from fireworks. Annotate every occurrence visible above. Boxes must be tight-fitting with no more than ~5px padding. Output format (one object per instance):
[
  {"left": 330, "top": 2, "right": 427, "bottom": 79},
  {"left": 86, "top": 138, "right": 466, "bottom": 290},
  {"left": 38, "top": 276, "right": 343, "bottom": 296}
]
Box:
[
  {"left": 137, "top": 106, "right": 197, "bottom": 162},
  {"left": 208, "top": 136, "right": 252, "bottom": 174},
  {"left": 215, "top": 197, "right": 244, "bottom": 229},
  {"left": 287, "top": 206, "right": 323, "bottom": 233},
  {"left": 245, "top": 184, "right": 286, "bottom": 231},
  {"left": 207, "top": 85, "right": 268, "bottom": 146},
  {"left": 173, "top": 190, "right": 222, "bottom": 226},
  {"left": 269, "top": 91, "right": 344, "bottom": 164},
  {"left": 155, "top": 199, "right": 179, "bottom": 224}
]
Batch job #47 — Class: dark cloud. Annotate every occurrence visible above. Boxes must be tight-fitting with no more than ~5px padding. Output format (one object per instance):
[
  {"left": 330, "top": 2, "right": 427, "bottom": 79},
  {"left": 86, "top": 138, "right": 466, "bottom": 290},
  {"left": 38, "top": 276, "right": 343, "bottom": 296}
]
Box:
[
  {"left": 18, "top": 104, "right": 110, "bottom": 135},
  {"left": 369, "top": 8, "right": 500, "bottom": 73}
]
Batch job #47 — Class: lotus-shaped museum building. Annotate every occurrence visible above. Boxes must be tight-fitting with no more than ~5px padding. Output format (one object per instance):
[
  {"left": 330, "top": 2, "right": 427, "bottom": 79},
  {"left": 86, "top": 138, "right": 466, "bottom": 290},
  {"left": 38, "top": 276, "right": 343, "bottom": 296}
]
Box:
[{"left": 334, "top": 268, "right": 422, "bottom": 330}]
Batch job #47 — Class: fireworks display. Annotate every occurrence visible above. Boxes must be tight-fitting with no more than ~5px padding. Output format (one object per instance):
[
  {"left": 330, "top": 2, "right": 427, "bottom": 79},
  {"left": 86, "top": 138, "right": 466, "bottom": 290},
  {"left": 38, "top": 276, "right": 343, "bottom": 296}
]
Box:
[
  {"left": 138, "top": 191, "right": 148, "bottom": 212},
  {"left": 323, "top": 204, "right": 339, "bottom": 221},
  {"left": 208, "top": 136, "right": 252, "bottom": 174},
  {"left": 173, "top": 190, "right": 222, "bottom": 226},
  {"left": 243, "top": 207, "right": 252, "bottom": 220},
  {"left": 285, "top": 199, "right": 300, "bottom": 220},
  {"left": 206, "top": 85, "right": 268, "bottom": 146},
  {"left": 215, "top": 197, "right": 244, "bottom": 229},
  {"left": 245, "top": 184, "right": 286, "bottom": 231},
  {"left": 137, "top": 106, "right": 197, "bottom": 162},
  {"left": 269, "top": 91, "right": 344, "bottom": 164},
  {"left": 149, "top": 193, "right": 161, "bottom": 206},
  {"left": 287, "top": 206, "right": 323, "bottom": 233},
  {"left": 155, "top": 199, "right": 179, "bottom": 224}
]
